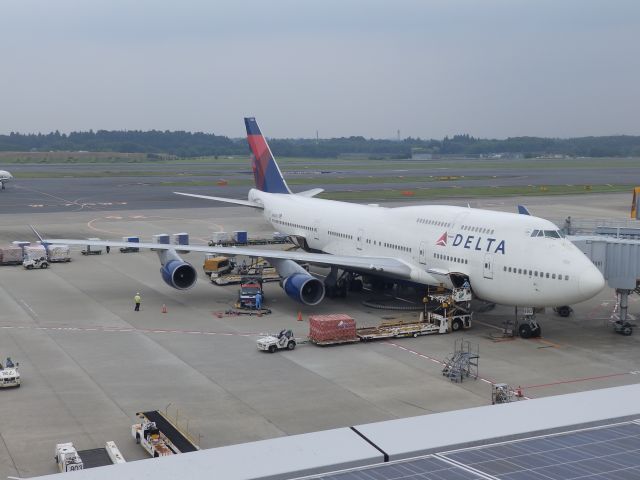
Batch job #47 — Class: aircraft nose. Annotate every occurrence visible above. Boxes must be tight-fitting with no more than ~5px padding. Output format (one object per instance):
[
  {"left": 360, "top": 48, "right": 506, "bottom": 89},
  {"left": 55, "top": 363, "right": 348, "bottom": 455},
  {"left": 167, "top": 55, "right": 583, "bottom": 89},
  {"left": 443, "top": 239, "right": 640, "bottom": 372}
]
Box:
[{"left": 579, "top": 267, "right": 605, "bottom": 299}]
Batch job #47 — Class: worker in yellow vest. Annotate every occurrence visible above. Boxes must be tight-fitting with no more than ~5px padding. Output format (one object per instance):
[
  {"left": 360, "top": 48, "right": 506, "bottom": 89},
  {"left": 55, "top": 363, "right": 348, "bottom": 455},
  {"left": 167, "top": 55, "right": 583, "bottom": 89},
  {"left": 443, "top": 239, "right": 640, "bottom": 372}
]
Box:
[{"left": 134, "top": 292, "right": 141, "bottom": 311}]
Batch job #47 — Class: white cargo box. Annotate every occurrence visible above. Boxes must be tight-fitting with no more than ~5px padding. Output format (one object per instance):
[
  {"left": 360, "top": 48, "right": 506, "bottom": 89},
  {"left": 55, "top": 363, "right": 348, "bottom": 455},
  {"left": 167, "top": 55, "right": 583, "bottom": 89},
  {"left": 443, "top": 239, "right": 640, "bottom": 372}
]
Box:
[
  {"left": 24, "top": 245, "right": 47, "bottom": 260},
  {"left": 0, "top": 245, "right": 23, "bottom": 264},
  {"left": 48, "top": 244, "right": 71, "bottom": 262},
  {"left": 211, "top": 231, "right": 230, "bottom": 243}
]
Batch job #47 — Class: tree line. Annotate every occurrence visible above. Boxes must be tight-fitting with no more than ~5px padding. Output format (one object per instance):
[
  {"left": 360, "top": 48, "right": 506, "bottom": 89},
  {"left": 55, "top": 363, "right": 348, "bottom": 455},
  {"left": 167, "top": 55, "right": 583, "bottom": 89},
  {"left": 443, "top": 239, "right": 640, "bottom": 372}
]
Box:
[{"left": 1, "top": 130, "right": 639, "bottom": 158}]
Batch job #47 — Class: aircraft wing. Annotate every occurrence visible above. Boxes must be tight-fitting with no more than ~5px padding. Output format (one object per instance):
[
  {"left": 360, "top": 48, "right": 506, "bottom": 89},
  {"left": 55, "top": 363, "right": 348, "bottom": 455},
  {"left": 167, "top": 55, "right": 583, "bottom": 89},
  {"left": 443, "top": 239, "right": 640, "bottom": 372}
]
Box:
[{"left": 43, "top": 238, "right": 413, "bottom": 279}]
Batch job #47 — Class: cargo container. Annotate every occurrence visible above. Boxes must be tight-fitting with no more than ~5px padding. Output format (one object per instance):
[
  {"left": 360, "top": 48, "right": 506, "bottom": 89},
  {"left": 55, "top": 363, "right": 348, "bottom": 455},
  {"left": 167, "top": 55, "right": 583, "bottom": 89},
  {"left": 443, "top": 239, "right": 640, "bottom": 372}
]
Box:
[
  {"left": 234, "top": 231, "right": 248, "bottom": 243},
  {"left": 120, "top": 236, "right": 140, "bottom": 253},
  {"left": 211, "top": 231, "right": 230, "bottom": 244},
  {"left": 172, "top": 232, "right": 189, "bottom": 253},
  {"left": 82, "top": 238, "right": 103, "bottom": 255},
  {"left": 0, "top": 245, "right": 23, "bottom": 265},
  {"left": 152, "top": 234, "right": 170, "bottom": 244},
  {"left": 47, "top": 244, "right": 71, "bottom": 262},
  {"left": 24, "top": 245, "right": 47, "bottom": 260},
  {"left": 308, "top": 314, "right": 359, "bottom": 345}
]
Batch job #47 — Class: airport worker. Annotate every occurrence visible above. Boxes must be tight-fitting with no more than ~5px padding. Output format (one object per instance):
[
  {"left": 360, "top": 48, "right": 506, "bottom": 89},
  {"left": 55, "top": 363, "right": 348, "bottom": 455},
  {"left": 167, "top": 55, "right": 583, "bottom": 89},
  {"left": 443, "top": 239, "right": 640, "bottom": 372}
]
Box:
[
  {"left": 106, "top": 245, "right": 110, "bottom": 254},
  {"left": 134, "top": 292, "right": 141, "bottom": 311},
  {"left": 462, "top": 279, "right": 470, "bottom": 290},
  {"left": 255, "top": 291, "right": 263, "bottom": 310}
]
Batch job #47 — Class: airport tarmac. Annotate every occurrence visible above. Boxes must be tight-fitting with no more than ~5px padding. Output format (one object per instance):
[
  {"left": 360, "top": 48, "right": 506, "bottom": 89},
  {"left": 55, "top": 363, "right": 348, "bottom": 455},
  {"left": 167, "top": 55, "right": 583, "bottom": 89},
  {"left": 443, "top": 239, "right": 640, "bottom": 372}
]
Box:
[
  {"left": 1, "top": 156, "right": 638, "bottom": 214},
  {"left": 0, "top": 193, "right": 639, "bottom": 478}
]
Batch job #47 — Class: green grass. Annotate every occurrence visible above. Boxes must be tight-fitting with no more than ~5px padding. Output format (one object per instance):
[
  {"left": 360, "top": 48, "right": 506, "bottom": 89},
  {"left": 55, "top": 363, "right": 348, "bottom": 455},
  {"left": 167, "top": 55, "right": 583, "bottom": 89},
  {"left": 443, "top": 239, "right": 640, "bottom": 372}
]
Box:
[{"left": 318, "top": 184, "right": 634, "bottom": 201}]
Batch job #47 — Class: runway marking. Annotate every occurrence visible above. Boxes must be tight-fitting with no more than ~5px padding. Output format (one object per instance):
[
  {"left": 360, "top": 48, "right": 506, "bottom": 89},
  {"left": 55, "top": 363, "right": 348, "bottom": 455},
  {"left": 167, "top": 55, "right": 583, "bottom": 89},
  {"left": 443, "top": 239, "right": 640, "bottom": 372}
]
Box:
[
  {"left": 0, "top": 323, "right": 261, "bottom": 337},
  {"left": 521, "top": 372, "right": 636, "bottom": 390},
  {"left": 383, "top": 341, "right": 531, "bottom": 394}
]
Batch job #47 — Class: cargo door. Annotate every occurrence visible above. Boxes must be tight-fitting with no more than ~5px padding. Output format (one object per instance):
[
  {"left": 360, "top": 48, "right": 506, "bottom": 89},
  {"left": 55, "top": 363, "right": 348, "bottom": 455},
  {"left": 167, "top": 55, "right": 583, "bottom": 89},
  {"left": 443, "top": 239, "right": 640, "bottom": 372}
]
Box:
[
  {"left": 356, "top": 228, "right": 364, "bottom": 251},
  {"left": 419, "top": 241, "right": 427, "bottom": 264},
  {"left": 483, "top": 253, "right": 494, "bottom": 279}
]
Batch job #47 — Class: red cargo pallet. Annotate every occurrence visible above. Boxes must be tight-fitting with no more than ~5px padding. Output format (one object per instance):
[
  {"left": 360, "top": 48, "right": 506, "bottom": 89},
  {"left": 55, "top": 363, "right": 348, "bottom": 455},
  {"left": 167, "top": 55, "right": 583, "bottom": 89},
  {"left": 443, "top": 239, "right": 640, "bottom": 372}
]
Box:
[{"left": 308, "top": 314, "right": 359, "bottom": 345}]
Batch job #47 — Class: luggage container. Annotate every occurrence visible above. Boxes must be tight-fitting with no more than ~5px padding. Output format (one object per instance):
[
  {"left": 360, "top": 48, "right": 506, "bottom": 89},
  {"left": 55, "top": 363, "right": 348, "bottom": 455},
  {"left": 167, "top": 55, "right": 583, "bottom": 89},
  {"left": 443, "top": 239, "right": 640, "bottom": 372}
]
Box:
[
  {"left": 234, "top": 231, "right": 248, "bottom": 244},
  {"left": 152, "top": 234, "right": 170, "bottom": 251},
  {"left": 120, "top": 236, "right": 140, "bottom": 253},
  {"left": 172, "top": 232, "right": 189, "bottom": 253},
  {"left": 12, "top": 241, "right": 30, "bottom": 256}
]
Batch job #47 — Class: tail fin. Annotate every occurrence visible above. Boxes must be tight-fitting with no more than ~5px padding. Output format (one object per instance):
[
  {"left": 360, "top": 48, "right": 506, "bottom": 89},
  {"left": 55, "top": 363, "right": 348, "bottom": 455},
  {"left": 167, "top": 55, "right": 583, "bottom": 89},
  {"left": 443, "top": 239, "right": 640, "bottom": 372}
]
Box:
[{"left": 244, "top": 117, "right": 291, "bottom": 194}]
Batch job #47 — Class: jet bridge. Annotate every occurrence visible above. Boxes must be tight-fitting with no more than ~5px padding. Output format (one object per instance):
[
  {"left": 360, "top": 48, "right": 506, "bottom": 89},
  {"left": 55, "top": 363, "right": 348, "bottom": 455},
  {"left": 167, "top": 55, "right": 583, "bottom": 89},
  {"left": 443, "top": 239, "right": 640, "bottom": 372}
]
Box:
[{"left": 569, "top": 235, "right": 640, "bottom": 334}]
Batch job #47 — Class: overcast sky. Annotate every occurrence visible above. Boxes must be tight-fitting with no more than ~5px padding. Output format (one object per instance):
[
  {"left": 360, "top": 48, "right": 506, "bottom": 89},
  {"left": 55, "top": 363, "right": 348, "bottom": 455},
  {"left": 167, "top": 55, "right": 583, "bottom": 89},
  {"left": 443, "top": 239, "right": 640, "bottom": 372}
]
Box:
[{"left": 0, "top": 0, "right": 638, "bottom": 139}]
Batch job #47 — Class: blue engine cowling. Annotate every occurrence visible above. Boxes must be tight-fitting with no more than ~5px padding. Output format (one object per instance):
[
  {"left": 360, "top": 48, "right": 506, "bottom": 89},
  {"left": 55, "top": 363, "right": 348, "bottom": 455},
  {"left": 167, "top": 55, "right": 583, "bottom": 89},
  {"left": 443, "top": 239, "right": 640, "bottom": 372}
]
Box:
[
  {"left": 282, "top": 273, "right": 325, "bottom": 306},
  {"left": 160, "top": 260, "right": 197, "bottom": 290}
]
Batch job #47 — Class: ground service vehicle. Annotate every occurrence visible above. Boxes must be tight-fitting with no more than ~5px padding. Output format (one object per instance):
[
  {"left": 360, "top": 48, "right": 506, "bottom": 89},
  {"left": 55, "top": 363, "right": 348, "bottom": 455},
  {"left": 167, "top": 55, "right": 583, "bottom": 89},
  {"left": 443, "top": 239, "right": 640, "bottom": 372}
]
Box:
[
  {"left": 257, "top": 329, "right": 296, "bottom": 352},
  {"left": 55, "top": 443, "right": 84, "bottom": 472},
  {"left": 0, "top": 357, "right": 20, "bottom": 388},
  {"left": 132, "top": 420, "right": 174, "bottom": 457},
  {"left": 23, "top": 256, "right": 49, "bottom": 270},
  {"left": 237, "top": 277, "right": 264, "bottom": 309},
  {"left": 203, "top": 255, "right": 233, "bottom": 277}
]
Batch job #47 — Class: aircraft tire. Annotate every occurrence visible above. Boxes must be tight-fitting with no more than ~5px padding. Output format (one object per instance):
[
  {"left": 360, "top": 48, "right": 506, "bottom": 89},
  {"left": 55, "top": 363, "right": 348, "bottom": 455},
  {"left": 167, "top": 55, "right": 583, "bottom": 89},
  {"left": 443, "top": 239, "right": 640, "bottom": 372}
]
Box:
[
  {"left": 519, "top": 324, "right": 533, "bottom": 339},
  {"left": 287, "top": 341, "right": 296, "bottom": 350}
]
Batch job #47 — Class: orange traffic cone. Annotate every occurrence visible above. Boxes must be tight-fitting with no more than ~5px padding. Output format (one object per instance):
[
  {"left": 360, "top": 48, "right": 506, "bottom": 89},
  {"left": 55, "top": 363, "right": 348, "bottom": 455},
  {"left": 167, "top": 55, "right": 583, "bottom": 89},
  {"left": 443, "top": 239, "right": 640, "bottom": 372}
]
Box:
[
  {"left": 161, "top": 304, "right": 167, "bottom": 314},
  {"left": 297, "top": 311, "right": 303, "bottom": 322}
]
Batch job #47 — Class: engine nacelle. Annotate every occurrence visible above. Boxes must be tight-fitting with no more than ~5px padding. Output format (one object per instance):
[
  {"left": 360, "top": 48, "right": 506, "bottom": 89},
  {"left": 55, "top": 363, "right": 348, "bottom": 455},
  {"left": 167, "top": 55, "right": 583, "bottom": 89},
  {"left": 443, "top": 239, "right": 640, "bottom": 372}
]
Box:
[
  {"left": 282, "top": 272, "right": 325, "bottom": 306},
  {"left": 160, "top": 259, "right": 197, "bottom": 290}
]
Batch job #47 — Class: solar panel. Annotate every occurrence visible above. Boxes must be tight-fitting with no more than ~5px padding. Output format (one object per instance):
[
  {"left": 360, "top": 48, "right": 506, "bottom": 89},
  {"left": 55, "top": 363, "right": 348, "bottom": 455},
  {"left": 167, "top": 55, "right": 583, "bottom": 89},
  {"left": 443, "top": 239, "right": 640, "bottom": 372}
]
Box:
[
  {"left": 305, "top": 422, "right": 640, "bottom": 480},
  {"left": 314, "top": 456, "right": 485, "bottom": 479},
  {"left": 443, "top": 422, "right": 640, "bottom": 479}
]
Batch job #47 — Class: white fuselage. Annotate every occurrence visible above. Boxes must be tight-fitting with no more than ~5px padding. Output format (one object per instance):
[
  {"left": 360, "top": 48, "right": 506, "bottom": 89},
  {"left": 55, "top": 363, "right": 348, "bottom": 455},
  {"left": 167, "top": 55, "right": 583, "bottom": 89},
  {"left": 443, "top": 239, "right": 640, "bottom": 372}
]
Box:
[{"left": 248, "top": 189, "right": 605, "bottom": 307}]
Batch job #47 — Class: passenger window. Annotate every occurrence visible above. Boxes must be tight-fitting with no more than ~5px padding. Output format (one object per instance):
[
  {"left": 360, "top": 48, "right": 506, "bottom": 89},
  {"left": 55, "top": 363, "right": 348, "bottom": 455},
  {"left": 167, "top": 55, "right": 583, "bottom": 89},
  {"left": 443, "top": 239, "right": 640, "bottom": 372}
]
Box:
[{"left": 552, "top": 274, "right": 556, "bottom": 279}]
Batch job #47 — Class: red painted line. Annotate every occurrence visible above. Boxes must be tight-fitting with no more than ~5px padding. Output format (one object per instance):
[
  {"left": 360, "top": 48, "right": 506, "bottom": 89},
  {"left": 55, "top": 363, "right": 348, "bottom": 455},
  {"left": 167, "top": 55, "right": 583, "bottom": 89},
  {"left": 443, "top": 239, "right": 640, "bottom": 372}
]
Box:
[{"left": 522, "top": 372, "right": 631, "bottom": 390}]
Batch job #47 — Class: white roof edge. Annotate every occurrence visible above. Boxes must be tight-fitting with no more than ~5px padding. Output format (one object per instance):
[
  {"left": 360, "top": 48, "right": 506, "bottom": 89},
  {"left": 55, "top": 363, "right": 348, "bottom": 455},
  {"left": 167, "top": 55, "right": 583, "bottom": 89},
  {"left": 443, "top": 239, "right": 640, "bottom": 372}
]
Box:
[{"left": 355, "top": 383, "right": 640, "bottom": 460}]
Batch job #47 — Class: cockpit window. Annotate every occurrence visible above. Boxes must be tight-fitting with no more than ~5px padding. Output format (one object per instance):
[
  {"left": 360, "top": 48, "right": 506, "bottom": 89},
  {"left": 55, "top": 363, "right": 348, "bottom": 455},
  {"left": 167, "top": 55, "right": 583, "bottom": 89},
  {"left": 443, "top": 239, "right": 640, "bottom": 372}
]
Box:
[{"left": 532, "top": 229, "right": 564, "bottom": 238}]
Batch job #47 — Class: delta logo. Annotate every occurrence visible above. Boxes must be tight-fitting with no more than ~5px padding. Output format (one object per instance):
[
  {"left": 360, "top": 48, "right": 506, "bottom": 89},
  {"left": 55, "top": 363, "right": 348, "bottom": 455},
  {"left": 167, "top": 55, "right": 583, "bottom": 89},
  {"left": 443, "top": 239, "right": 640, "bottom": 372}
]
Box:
[
  {"left": 435, "top": 232, "right": 447, "bottom": 246},
  {"left": 436, "top": 231, "right": 506, "bottom": 254}
]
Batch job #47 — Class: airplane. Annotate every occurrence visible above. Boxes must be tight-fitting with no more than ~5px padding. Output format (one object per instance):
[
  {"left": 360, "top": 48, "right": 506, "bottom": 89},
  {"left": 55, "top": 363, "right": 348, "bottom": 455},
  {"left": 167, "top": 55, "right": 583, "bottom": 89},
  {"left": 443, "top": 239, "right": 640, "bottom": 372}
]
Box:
[
  {"left": 41, "top": 117, "right": 605, "bottom": 337},
  {"left": 0, "top": 170, "right": 13, "bottom": 190}
]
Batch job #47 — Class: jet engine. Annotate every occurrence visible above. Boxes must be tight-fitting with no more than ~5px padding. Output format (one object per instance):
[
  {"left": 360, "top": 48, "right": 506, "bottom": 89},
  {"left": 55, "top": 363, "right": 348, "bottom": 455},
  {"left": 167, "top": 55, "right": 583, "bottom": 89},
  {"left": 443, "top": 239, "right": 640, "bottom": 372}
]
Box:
[
  {"left": 282, "top": 272, "right": 325, "bottom": 306},
  {"left": 158, "top": 249, "right": 197, "bottom": 290},
  {"left": 270, "top": 258, "right": 325, "bottom": 306}
]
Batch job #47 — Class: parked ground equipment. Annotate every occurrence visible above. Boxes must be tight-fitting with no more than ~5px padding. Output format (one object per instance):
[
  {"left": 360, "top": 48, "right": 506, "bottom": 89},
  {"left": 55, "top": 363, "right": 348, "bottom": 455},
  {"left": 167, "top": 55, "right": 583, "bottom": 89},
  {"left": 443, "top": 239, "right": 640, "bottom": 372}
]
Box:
[
  {"left": 81, "top": 238, "right": 103, "bottom": 255},
  {"left": 0, "top": 357, "right": 20, "bottom": 388},
  {"left": 132, "top": 410, "right": 199, "bottom": 457},
  {"left": 203, "top": 255, "right": 233, "bottom": 277},
  {"left": 55, "top": 443, "right": 84, "bottom": 472},
  {"left": 257, "top": 329, "right": 297, "bottom": 352},
  {"left": 23, "top": 256, "right": 49, "bottom": 270},
  {"left": 236, "top": 277, "right": 264, "bottom": 309}
]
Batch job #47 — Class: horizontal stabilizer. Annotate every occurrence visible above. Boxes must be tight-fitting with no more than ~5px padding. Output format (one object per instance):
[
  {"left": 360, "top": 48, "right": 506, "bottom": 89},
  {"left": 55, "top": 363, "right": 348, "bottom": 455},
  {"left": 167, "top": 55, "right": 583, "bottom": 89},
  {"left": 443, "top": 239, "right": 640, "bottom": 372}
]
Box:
[
  {"left": 517, "top": 205, "right": 532, "bottom": 215},
  {"left": 174, "top": 192, "right": 263, "bottom": 208},
  {"left": 296, "top": 188, "right": 324, "bottom": 198}
]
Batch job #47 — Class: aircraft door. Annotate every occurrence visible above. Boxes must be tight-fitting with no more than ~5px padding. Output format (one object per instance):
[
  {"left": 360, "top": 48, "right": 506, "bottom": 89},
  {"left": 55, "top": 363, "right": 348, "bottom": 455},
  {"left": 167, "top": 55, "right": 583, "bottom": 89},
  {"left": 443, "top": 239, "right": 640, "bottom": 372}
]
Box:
[
  {"left": 314, "top": 221, "right": 320, "bottom": 241},
  {"left": 419, "top": 241, "right": 427, "bottom": 264},
  {"left": 356, "top": 228, "right": 364, "bottom": 251},
  {"left": 483, "top": 253, "right": 493, "bottom": 279}
]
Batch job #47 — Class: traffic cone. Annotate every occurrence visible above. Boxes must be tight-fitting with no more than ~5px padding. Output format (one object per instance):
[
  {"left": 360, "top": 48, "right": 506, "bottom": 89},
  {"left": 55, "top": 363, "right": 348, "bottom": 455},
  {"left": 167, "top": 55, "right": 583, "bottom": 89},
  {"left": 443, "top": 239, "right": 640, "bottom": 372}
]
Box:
[
  {"left": 161, "top": 304, "right": 167, "bottom": 314},
  {"left": 297, "top": 311, "right": 303, "bottom": 322}
]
